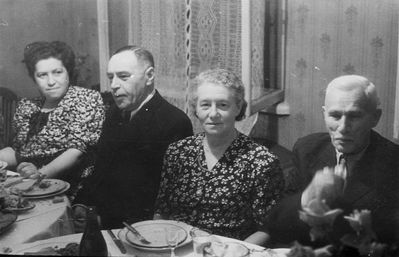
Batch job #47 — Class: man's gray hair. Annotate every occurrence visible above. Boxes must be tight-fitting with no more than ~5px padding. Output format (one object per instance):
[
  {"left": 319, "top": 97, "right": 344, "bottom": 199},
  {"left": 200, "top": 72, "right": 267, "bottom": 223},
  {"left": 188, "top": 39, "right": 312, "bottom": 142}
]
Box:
[{"left": 325, "top": 75, "right": 380, "bottom": 111}]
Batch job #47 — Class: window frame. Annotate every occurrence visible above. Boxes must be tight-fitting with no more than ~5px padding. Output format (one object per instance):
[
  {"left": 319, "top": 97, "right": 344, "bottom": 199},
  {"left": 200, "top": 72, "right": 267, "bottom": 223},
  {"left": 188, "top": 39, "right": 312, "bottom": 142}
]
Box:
[{"left": 242, "top": 0, "right": 287, "bottom": 115}]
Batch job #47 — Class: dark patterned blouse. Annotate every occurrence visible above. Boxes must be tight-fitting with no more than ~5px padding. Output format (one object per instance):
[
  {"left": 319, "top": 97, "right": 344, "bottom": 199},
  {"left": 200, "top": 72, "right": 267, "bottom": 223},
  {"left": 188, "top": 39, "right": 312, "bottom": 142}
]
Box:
[
  {"left": 155, "top": 132, "right": 284, "bottom": 240},
  {"left": 12, "top": 86, "right": 105, "bottom": 198}
]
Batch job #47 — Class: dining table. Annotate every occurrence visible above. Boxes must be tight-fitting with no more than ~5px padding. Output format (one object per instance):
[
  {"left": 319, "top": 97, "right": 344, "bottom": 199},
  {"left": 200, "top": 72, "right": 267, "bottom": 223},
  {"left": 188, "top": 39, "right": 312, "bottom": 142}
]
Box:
[
  {"left": 0, "top": 173, "right": 75, "bottom": 252},
  {"left": 3, "top": 228, "right": 290, "bottom": 256}
]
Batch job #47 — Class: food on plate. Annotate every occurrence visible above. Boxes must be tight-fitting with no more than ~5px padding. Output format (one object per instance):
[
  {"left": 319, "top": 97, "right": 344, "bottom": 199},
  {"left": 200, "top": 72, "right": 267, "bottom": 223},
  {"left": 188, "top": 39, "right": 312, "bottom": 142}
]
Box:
[
  {"left": 0, "top": 187, "right": 31, "bottom": 210},
  {"left": 38, "top": 180, "right": 51, "bottom": 189},
  {"left": 23, "top": 243, "right": 79, "bottom": 256}
]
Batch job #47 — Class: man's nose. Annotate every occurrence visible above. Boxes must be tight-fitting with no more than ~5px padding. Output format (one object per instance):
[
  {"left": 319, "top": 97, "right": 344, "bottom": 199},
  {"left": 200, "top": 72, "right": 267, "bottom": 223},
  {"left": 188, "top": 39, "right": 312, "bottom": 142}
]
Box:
[
  {"left": 337, "top": 116, "right": 350, "bottom": 133},
  {"left": 110, "top": 77, "right": 120, "bottom": 89}
]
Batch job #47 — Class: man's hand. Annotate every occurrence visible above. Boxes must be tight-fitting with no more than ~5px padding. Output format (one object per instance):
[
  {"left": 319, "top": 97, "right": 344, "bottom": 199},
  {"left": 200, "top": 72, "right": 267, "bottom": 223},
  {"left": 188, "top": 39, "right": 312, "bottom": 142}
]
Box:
[{"left": 16, "top": 162, "right": 40, "bottom": 178}]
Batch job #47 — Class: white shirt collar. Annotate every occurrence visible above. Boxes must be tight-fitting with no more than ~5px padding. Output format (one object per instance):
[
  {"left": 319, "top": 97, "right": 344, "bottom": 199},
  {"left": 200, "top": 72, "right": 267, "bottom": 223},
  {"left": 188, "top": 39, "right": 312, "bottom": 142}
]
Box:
[{"left": 128, "top": 89, "right": 156, "bottom": 119}]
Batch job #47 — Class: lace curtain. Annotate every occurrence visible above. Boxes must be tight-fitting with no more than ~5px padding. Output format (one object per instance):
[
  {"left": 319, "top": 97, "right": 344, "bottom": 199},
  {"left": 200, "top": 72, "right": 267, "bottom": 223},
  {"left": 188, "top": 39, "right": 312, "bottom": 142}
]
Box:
[{"left": 127, "top": 0, "right": 267, "bottom": 131}]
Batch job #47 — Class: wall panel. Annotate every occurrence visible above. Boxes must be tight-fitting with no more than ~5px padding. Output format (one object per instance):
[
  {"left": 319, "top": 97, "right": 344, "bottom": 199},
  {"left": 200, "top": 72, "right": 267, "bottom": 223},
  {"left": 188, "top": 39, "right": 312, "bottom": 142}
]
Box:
[
  {"left": 0, "top": 0, "right": 99, "bottom": 98},
  {"left": 278, "top": 0, "right": 398, "bottom": 149}
]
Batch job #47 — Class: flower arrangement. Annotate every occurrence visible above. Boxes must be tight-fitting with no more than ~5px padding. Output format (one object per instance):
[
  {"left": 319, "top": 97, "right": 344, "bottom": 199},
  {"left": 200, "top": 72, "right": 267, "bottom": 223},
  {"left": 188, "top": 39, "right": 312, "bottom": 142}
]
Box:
[{"left": 287, "top": 168, "right": 399, "bottom": 257}]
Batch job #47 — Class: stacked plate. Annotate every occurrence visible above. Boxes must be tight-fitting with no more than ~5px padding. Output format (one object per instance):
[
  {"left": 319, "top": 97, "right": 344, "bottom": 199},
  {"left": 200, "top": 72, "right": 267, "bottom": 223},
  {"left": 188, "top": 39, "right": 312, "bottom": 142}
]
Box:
[
  {"left": 118, "top": 220, "right": 193, "bottom": 251},
  {"left": 12, "top": 179, "right": 70, "bottom": 199}
]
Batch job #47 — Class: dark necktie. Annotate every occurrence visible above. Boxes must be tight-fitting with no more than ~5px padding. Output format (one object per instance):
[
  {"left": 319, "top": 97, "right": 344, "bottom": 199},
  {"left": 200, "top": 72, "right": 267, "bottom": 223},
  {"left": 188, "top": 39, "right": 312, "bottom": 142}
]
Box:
[{"left": 336, "top": 153, "right": 348, "bottom": 179}]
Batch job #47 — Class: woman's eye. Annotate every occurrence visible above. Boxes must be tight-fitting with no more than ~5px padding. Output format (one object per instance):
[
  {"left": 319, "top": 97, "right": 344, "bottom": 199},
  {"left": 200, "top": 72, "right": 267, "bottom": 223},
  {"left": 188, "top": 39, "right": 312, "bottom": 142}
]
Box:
[
  {"left": 37, "top": 73, "right": 46, "bottom": 78},
  {"left": 48, "top": 69, "right": 64, "bottom": 76},
  {"left": 218, "top": 103, "right": 229, "bottom": 108}
]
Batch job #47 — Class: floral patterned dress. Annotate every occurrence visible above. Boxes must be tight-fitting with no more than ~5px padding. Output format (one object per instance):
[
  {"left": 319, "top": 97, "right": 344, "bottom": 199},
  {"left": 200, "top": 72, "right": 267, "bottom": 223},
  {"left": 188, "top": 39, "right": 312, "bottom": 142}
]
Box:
[
  {"left": 155, "top": 132, "right": 284, "bottom": 240},
  {"left": 12, "top": 86, "right": 105, "bottom": 199}
]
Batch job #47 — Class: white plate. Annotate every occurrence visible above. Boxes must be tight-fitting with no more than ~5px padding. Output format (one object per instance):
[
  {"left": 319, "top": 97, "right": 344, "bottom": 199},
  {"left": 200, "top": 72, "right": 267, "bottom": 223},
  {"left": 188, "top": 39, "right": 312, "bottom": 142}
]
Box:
[
  {"left": 5, "top": 201, "right": 36, "bottom": 213},
  {"left": 22, "top": 182, "right": 70, "bottom": 199},
  {"left": 118, "top": 220, "right": 193, "bottom": 252},
  {"left": 17, "top": 179, "right": 67, "bottom": 197},
  {"left": 12, "top": 241, "right": 79, "bottom": 255},
  {"left": 126, "top": 222, "right": 187, "bottom": 248}
]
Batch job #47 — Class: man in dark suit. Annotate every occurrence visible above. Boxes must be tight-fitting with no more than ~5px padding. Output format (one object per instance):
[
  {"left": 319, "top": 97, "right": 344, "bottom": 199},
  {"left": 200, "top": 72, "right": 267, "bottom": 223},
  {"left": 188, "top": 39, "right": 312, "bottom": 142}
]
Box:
[
  {"left": 74, "top": 46, "right": 193, "bottom": 229},
  {"left": 263, "top": 75, "right": 399, "bottom": 247}
]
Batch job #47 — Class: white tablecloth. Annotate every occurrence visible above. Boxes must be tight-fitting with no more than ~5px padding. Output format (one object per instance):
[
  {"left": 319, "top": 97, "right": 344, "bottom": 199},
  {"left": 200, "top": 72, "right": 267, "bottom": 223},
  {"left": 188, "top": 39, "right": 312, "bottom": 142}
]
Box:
[
  {"left": 0, "top": 195, "right": 74, "bottom": 250},
  {"left": 4, "top": 229, "right": 289, "bottom": 256}
]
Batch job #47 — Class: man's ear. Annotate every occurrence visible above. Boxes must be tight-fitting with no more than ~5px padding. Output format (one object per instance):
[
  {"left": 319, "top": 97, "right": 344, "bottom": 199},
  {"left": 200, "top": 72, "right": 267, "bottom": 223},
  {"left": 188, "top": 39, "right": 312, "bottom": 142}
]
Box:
[{"left": 145, "top": 67, "right": 155, "bottom": 85}]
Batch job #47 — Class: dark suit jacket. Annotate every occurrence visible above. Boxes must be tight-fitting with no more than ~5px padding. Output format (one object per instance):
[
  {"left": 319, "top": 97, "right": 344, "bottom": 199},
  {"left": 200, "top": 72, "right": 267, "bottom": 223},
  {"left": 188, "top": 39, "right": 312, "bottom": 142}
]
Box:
[
  {"left": 264, "top": 131, "right": 399, "bottom": 246},
  {"left": 76, "top": 91, "right": 193, "bottom": 229}
]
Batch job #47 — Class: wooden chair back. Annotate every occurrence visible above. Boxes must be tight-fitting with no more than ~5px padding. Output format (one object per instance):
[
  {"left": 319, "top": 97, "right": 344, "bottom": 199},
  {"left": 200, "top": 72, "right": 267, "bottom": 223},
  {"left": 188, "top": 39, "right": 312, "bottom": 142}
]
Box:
[{"left": 0, "top": 87, "right": 18, "bottom": 148}]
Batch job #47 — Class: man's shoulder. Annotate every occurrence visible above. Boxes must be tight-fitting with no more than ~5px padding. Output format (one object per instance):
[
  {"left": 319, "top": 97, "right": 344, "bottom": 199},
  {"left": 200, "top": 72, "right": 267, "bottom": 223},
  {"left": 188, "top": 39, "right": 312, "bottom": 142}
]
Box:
[
  {"left": 369, "top": 130, "right": 399, "bottom": 157},
  {"left": 156, "top": 94, "right": 186, "bottom": 114},
  {"left": 370, "top": 130, "right": 399, "bottom": 149},
  {"left": 293, "top": 132, "right": 331, "bottom": 151},
  {"left": 153, "top": 93, "right": 192, "bottom": 123}
]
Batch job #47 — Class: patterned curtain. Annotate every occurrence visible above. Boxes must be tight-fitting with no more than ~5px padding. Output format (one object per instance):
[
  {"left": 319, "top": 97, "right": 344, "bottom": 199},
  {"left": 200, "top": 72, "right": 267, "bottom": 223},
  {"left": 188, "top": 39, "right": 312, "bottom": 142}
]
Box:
[{"left": 128, "top": 0, "right": 268, "bottom": 132}]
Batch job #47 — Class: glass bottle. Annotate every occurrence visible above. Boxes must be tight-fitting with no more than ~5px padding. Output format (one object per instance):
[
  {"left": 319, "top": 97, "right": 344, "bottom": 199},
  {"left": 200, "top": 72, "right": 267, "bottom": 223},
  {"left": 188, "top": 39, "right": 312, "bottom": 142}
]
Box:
[{"left": 79, "top": 206, "right": 108, "bottom": 256}]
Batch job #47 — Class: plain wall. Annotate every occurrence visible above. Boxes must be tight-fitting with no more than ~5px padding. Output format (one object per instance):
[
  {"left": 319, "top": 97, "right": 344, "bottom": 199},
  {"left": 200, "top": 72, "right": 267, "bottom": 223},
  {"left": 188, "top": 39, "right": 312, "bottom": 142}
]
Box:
[{"left": 0, "top": 0, "right": 100, "bottom": 98}]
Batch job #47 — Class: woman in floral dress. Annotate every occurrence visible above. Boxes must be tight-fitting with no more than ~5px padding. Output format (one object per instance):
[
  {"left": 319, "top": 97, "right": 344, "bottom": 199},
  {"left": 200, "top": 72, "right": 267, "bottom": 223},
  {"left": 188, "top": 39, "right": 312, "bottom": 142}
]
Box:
[
  {"left": 0, "top": 41, "right": 105, "bottom": 200},
  {"left": 154, "top": 68, "right": 284, "bottom": 245}
]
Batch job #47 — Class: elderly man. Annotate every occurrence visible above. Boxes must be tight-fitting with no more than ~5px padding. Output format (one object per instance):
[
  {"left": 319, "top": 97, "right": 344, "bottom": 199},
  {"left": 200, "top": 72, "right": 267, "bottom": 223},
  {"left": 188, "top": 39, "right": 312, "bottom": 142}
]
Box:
[
  {"left": 262, "top": 75, "right": 399, "bottom": 248},
  {"left": 74, "top": 45, "right": 193, "bottom": 229}
]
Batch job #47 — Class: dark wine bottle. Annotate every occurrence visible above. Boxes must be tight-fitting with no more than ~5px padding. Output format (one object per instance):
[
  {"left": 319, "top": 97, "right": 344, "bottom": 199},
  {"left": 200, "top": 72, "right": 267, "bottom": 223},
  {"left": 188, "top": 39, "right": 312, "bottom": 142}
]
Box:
[{"left": 79, "top": 206, "right": 108, "bottom": 256}]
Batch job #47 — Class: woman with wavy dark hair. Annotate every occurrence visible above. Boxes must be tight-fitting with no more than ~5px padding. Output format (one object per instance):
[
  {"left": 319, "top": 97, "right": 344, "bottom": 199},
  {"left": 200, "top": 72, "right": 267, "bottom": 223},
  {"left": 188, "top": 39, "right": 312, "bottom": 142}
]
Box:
[
  {"left": 154, "top": 68, "right": 284, "bottom": 244},
  {"left": 0, "top": 41, "right": 105, "bottom": 200}
]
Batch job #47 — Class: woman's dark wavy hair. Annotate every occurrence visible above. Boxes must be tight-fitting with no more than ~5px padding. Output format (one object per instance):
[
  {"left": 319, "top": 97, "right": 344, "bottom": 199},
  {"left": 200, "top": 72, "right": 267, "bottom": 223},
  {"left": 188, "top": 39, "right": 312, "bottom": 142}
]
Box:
[
  {"left": 189, "top": 68, "right": 247, "bottom": 121},
  {"left": 23, "top": 41, "right": 77, "bottom": 85}
]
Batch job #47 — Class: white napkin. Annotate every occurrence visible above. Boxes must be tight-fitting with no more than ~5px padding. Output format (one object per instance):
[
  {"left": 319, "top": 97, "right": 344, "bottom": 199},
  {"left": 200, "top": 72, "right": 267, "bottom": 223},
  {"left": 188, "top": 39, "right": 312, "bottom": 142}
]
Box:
[{"left": 6, "top": 170, "right": 20, "bottom": 177}]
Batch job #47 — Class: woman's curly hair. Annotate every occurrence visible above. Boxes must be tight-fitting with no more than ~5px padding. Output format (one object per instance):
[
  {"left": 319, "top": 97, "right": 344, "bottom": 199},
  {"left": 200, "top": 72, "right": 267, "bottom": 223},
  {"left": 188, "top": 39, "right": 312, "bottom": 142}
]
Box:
[{"left": 23, "top": 41, "right": 77, "bottom": 85}]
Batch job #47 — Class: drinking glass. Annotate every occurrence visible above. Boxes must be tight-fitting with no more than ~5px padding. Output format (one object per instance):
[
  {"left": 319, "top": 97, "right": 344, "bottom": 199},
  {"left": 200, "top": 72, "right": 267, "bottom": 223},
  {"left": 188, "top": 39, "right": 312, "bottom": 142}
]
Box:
[
  {"left": 190, "top": 227, "right": 212, "bottom": 257},
  {"left": 165, "top": 228, "right": 179, "bottom": 257}
]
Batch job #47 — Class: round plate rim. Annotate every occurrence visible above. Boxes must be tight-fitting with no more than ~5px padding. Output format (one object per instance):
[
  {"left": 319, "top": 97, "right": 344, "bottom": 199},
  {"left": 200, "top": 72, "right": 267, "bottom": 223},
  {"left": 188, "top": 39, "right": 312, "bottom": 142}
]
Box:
[
  {"left": 5, "top": 201, "right": 36, "bottom": 212},
  {"left": 118, "top": 220, "right": 193, "bottom": 252},
  {"left": 20, "top": 179, "right": 67, "bottom": 197},
  {"left": 12, "top": 241, "right": 79, "bottom": 254},
  {"left": 22, "top": 182, "right": 70, "bottom": 199},
  {"left": 125, "top": 222, "right": 188, "bottom": 248}
]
